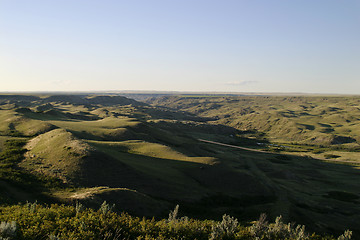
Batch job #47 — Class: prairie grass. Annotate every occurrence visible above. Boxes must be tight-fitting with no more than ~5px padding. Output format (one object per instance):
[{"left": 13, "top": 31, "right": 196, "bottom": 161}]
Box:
[{"left": 0, "top": 94, "right": 359, "bottom": 236}]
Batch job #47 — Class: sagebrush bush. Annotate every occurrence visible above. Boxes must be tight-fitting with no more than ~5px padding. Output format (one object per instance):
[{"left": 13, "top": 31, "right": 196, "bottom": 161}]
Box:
[
  {"left": 209, "top": 214, "right": 239, "bottom": 240},
  {"left": 167, "top": 204, "right": 179, "bottom": 222},
  {"left": 99, "top": 201, "right": 115, "bottom": 215},
  {"left": 250, "top": 214, "right": 310, "bottom": 240},
  {"left": 48, "top": 234, "right": 62, "bottom": 240},
  {"left": 75, "top": 201, "right": 84, "bottom": 216},
  {"left": 0, "top": 221, "right": 17, "bottom": 240},
  {"left": 338, "top": 230, "right": 352, "bottom": 240},
  {"left": 0, "top": 203, "right": 351, "bottom": 239}
]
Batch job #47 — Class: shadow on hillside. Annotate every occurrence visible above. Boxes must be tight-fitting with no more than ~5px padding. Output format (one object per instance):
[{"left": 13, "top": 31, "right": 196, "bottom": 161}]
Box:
[
  {"left": 99, "top": 117, "right": 360, "bottom": 235},
  {"left": 84, "top": 141, "right": 275, "bottom": 217},
  {"left": 19, "top": 108, "right": 101, "bottom": 121},
  {"left": 2, "top": 94, "right": 360, "bottom": 235},
  {"left": 87, "top": 128, "right": 360, "bottom": 236},
  {"left": 142, "top": 106, "right": 216, "bottom": 122}
]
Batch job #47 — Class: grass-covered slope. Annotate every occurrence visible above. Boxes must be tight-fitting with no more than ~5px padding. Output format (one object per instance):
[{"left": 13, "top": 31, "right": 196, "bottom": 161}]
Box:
[
  {"left": 147, "top": 95, "right": 360, "bottom": 162},
  {"left": 148, "top": 96, "right": 360, "bottom": 145},
  {"left": 0, "top": 94, "right": 359, "bottom": 237},
  {"left": 20, "top": 128, "right": 91, "bottom": 183},
  {"left": 0, "top": 109, "right": 55, "bottom": 137}
]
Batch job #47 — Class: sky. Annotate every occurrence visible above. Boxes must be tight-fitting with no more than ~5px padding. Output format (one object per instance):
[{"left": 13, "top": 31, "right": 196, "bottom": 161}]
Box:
[{"left": 0, "top": 0, "right": 359, "bottom": 94}]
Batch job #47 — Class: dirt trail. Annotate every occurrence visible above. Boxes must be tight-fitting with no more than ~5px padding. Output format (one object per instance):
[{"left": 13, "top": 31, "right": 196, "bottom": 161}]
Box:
[
  {"left": 198, "top": 139, "right": 270, "bottom": 153},
  {"left": 198, "top": 138, "right": 360, "bottom": 165}
]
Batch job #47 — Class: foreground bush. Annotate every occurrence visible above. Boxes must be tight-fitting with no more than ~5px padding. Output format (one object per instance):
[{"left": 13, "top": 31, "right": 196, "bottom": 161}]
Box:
[{"left": 0, "top": 203, "right": 350, "bottom": 239}]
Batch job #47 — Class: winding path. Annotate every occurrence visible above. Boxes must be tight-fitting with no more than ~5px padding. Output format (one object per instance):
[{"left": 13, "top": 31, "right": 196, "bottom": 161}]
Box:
[
  {"left": 198, "top": 138, "right": 360, "bottom": 164},
  {"left": 198, "top": 139, "right": 269, "bottom": 153}
]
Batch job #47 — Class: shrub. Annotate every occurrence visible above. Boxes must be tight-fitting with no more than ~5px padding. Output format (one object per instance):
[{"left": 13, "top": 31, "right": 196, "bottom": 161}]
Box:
[
  {"left": 209, "top": 214, "right": 238, "bottom": 240},
  {"left": 75, "top": 201, "right": 84, "bottom": 215},
  {"left": 99, "top": 201, "right": 115, "bottom": 215},
  {"left": 250, "top": 213, "right": 268, "bottom": 239},
  {"left": 0, "top": 203, "right": 346, "bottom": 240},
  {"left": 48, "top": 234, "right": 62, "bottom": 240},
  {"left": 250, "top": 214, "right": 309, "bottom": 240},
  {"left": 25, "top": 200, "right": 38, "bottom": 213},
  {"left": 0, "top": 221, "right": 17, "bottom": 240},
  {"left": 338, "top": 230, "right": 352, "bottom": 240},
  {"left": 167, "top": 204, "right": 179, "bottom": 222}
]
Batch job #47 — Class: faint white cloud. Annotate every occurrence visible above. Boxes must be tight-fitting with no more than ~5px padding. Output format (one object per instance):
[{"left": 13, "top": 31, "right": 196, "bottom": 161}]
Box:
[
  {"left": 51, "top": 80, "right": 71, "bottom": 86},
  {"left": 224, "top": 80, "right": 259, "bottom": 86}
]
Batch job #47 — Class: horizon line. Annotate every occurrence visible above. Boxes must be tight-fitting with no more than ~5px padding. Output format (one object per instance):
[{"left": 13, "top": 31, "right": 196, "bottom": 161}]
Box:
[{"left": 0, "top": 90, "right": 359, "bottom": 96}]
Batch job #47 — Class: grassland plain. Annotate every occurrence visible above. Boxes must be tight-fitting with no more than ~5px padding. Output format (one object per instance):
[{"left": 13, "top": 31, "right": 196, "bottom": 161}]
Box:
[{"left": 0, "top": 94, "right": 359, "bottom": 238}]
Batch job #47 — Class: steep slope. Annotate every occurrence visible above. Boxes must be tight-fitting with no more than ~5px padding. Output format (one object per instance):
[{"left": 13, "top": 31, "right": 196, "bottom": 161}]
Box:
[{"left": 21, "top": 129, "right": 90, "bottom": 183}]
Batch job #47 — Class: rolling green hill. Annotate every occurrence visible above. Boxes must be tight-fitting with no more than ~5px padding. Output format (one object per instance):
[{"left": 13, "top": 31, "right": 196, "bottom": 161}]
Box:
[
  {"left": 148, "top": 95, "right": 360, "bottom": 162},
  {"left": 0, "top": 94, "right": 359, "bottom": 237}
]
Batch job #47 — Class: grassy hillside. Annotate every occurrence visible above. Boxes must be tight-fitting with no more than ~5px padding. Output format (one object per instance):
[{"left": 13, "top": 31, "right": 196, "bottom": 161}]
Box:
[
  {"left": 0, "top": 94, "right": 359, "bottom": 237},
  {"left": 21, "top": 128, "right": 91, "bottom": 183},
  {"left": 148, "top": 95, "right": 360, "bottom": 162}
]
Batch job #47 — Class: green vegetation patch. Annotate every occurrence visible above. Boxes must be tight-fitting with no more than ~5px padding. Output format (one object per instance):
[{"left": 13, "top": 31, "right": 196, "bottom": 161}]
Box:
[
  {"left": 21, "top": 129, "right": 91, "bottom": 183},
  {"left": 48, "top": 116, "right": 141, "bottom": 140},
  {"left": 0, "top": 203, "right": 341, "bottom": 240},
  {"left": 0, "top": 139, "right": 64, "bottom": 204},
  {"left": 109, "top": 140, "right": 216, "bottom": 164}
]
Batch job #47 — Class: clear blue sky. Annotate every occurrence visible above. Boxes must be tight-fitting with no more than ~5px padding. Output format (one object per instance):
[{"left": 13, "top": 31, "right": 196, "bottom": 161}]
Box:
[{"left": 1, "top": 0, "right": 359, "bottom": 94}]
